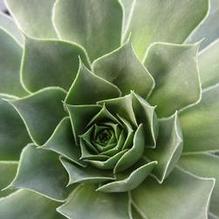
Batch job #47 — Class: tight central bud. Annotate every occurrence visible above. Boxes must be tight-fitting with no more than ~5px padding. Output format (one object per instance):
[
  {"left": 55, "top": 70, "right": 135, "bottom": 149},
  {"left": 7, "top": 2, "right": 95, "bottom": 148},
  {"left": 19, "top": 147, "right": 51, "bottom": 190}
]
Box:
[{"left": 95, "top": 128, "right": 112, "bottom": 146}]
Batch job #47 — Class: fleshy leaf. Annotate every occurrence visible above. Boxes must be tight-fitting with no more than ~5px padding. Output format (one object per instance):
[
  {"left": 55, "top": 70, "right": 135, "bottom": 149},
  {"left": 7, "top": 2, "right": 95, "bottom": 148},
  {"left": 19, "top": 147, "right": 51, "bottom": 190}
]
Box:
[
  {"left": 53, "top": 0, "right": 123, "bottom": 61},
  {"left": 60, "top": 158, "right": 114, "bottom": 185},
  {"left": 145, "top": 113, "right": 183, "bottom": 182},
  {"left": 187, "top": 0, "right": 219, "bottom": 50},
  {"left": 145, "top": 43, "right": 201, "bottom": 117},
  {"left": 5, "top": 0, "right": 57, "bottom": 38},
  {"left": 8, "top": 87, "right": 66, "bottom": 145},
  {"left": 0, "top": 161, "right": 17, "bottom": 197},
  {"left": 65, "top": 63, "right": 121, "bottom": 105},
  {"left": 0, "top": 96, "right": 30, "bottom": 160},
  {"left": 93, "top": 42, "right": 154, "bottom": 98},
  {"left": 178, "top": 153, "right": 219, "bottom": 217},
  {"left": 9, "top": 144, "right": 70, "bottom": 201},
  {"left": 0, "top": 11, "right": 24, "bottom": 46},
  {"left": 114, "top": 124, "right": 145, "bottom": 172},
  {"left": 43, "top": 117, "right": 85, "bottom": 167},
  {"left": 180, "top": 84, "right": 219, "bottom": 152},
  {"left": 124, "top": 0, "right": 208, "bottom": 59},
  {"left": 21, "top": 38, "right": 90, "bottom": 92},
  {"left": 0, "top": 29, "right": 27, "bottom": 96},
  {"left": 131, "top": 168, "right": 215, "bottom": 219},
  {"left": 0, "top": 190, "right": 65, "bottom": 219},
  {"left": 97, "top": 161, "right": 157, "bottom": 193},
  {"left": 57, "top": 184, "right": 130, "bottom": 219},
  {"left": 198, "top": 40, "right": 219, "bottom": 89}
]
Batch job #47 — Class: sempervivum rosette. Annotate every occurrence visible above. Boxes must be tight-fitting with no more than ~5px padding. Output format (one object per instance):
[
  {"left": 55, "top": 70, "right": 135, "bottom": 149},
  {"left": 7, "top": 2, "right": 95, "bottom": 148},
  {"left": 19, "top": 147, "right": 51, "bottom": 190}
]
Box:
[{"left": 0, "top": 0, "right": 219, "bottom": 219}]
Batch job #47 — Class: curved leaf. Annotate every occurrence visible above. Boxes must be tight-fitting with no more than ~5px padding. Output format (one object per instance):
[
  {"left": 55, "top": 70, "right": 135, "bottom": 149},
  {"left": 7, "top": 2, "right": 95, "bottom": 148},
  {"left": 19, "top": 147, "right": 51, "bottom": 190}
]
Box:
[
  {"left": 145, "top": 112, "right": 183, "bottom": 182},
  {"left": 0, "top": 96, "right": 30, "bottom": 160},
  {"left": 0, "top": 190, "right": 65, "bottom": 219},
  {"left": 43, "top": 117, "right": 84, "bottom": 167},
  {"left": 21, "top": 38, "right": 90, "bottom": 92},
  {"left": 9, "top": 144, "right": 70, "bottom": 201},
  {"left": 53, "top": 0, "right": 123, "bottom": 61},
  {"left": 131, "top": 168, "right": 215, "bottom": 219},
  {"left": 180, "top": 84, "right": 219, "bottom": 152},
  {"left": 0, "top": 29, "right": 27, "bottom": 96},
  {"left": 145, "top": 43, "right": 201, "bottom": 117},
  {"left": 0, "top": 161, "right": 17, "bottom": 197},
  {"left": 198, "top": 39, "right": 219, "bottom": 89},
  {"left": 97, "top": 161, "right": 157, "bottom": 193},
  {"left": 8, "top": 87, "right": 66, "bottom": 145},
  {"left": 178, "top": 153, "right": 219, "bottom": 217},
  {"left": 57, "top": 184, "right": 130, "bottom": 219},
  {"left": 5, "top": 0, "right": 57, "bottom": 38},
  {"left": 124, "top": 0, "right": 208, "bottom": 59},
  {"left": 0, "top": 11, "right": 24, "bottom": 45},
  {"left": 93, "top": 41, "right": 154, "bottom": 98},
  {"left": 65, "top": 63, "right": 121, "bottom": 105}
]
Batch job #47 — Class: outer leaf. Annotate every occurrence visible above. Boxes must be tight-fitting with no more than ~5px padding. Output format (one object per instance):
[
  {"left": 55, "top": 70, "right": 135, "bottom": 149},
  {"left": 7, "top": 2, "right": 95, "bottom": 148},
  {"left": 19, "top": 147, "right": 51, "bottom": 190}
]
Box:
[
  {"left": 209, "top": 213, "right": 219, "bottom": 219},
  {"left": 198, "top": 40, "right": 219, "bottom": 89},
  {"left": 180, "top": 84, "right": 219, "bottom": 152},
  {"left": 145, "top": 113, "right": 183, "bottom": 182},
  {"left": 0, "top": 96, "right": 30, "bottom": 160},
  {"left": 8, "top": 87, "right": 66, "bottom": 145},
  {"left": 21, "top": 38, "right": 90, "bottom": 92},
  {"left": 0, "top": 11, "right": 24, "bottom": 45},
  {"left": 53, "top": 0, "right": 123, "bottom": 61},
  {"left": 131, "top": 168, "right": 215, "bottom": 219},
  {"left": 97, "top": 161, "right": 157, "bottom": 193},
  {"left": 5, "top": 0, "right": 57, "bottom": 38},
  {"left": 0, "top": 161, "right": 17, "bottom": 197},
  {"left": 43, "top": 117, "right": 84, "bottom": 167},
  {"left": 124, "top": 0, "right": 208, "bottom": 59},
  {"left": 60, "top": 158, "right": 114, "bottom": 185},
  {"left": 93, "top": 42, "right": 154, "bottom": 98},
  {"left": 65, "top": 63, "right": 121, "bottom": 105},
  {"left": 57, "top": 184, "right": 130, "bottom": 219},
  {"left": 145, "top": 43, "right": 201, "bottom": 117},
  {"left": 9, "top": 144, "right": 70, "bottom": 201},
  {"left": 0, "top": 190, "right": 65, "bottom": 219},
  {"left": 178, "top": 154, "right": 219, "bottom": 217},
  {"left": 0, "top": 29, "right": 27, "bottom": 96},
  {"left": 187, "top": 0, "right": 219, "bottom": 50}
]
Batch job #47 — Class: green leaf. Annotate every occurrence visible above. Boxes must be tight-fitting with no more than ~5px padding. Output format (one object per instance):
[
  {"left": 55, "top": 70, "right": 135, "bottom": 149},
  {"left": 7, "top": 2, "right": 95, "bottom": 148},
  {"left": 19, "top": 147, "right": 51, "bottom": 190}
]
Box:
[
  {"left": 8, "top": 87, "right": 66, "bottom": 145},
  {"left": 145, "top": 112, "right": 183, "bottom": 182},
  {"left": 131, "top": 168, "right": 215, "bottom": 219},
  {"left": 132, "top": 92, "right": 158, "bottom": 148},
  {"left": 0, "top": 96, "right": 30, "bottom": 160},
  {"left": 0, "top": 161, "right": 17, "bottom": 197},
  {"left": 21, "top": 38, "right": 90, "bottom": 92},
  {"left": 0, "top": 190, "right": 65, "bottom": 219},
  {"left": 66, "top": 104, "right": 101, "bottom": 143},
  {"left": 43, "top": 117, "right": 85, "bottom": 167},
  {"left": 187, "top": 0, "right": 219, "bottom": 50},
  {"left": 209, "top": 213, "right": 219, "bottom": 219},
  {"left": 114, "top": 124, "right": 145, "bottom": 172},
  {"left": 179, "top": 84, "right": 219, "bottom": 152},
  {"left": 53, "top": 0, "right": 123, "bottom": 61},
  {"left": 60, "top": 158, "right": 114, "bottom": 185},
  {"left": 145, "top": 43, "right": 201, "bottom": 117},
  {"left": 93, "top": 42, "right": 154, "bottom": 98},
  {"left": 178, "top": 153, "right": 219, "bottom": 217},
  {"left": 0, "top": 12, "right": 24, "bottom": 46},
  {"left": 0, "top": 29, "right": 27, "bottom": 96},
  {"left": 124, "top": 0, "right": 208, "bottom": 59},
  {"left": 57, "top": 184, "right": 130, "bottom": 219},
  {"left": 9, "top": 144, "right": 70, "bottom": 201},
  {"left": 65, "top": 63, "right": 121, "bottom": 105},
  {"left": 97, "top": 161, "right": 157, "bottom": 193},
  {"left": 198, "top": 40, "right": 219, "bottom": 89},
  {"left": 5, "top": 0, "right": 57, "bottom": 38}
]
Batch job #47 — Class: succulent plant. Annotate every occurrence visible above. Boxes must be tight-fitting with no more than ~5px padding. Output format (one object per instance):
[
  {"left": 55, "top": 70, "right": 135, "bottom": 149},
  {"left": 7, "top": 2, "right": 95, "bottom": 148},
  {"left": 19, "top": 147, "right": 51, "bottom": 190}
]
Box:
[{"left": 0, "top": 0, "right": 219, "bottom": 218}]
